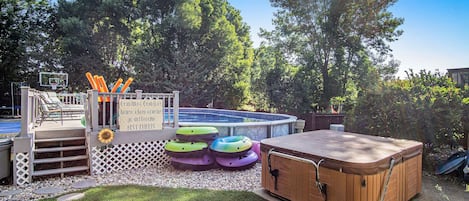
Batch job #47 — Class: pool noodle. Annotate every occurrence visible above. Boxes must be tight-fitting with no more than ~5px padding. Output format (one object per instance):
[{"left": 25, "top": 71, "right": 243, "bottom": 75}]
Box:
[
  {"left": 93, "top": 75, "right": 104, "bottom": 102},
  {"left": 120, "top": 77, "right": 134, "bottom": 93},
  {"left": 98, "top": 76, "right": 109, "bottom": 92},
  {"left": 85, "top": 72, "right": 98, "bottom": 90},
  {"left": 111, "top": 78, "right": 123, "bottom": 93},
  {"left": 98, "top": 76, "right": 110, "bottom": 102},
  {"left": 93, "top": 75, "right": 102, "bottom": 92}
]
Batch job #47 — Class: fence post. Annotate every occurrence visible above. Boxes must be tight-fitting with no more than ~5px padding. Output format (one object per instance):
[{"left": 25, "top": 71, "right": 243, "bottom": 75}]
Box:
[
  {"left": 136, "top": 90, "right": 143, "bottom": 99},
  {"left": 311, "top": 112, "right": 317, "bottom": 130},
  {"left": 173, "top": 91, "right": 179, "bottom": 128},
  {"left": 90, "top": 90, "right": 99, "bottom": 131}
]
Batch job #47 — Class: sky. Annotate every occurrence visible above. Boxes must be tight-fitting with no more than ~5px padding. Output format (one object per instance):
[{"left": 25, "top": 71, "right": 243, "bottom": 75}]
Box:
[{"left": 227, "top": 0, "right": 469, "bottom": 78}]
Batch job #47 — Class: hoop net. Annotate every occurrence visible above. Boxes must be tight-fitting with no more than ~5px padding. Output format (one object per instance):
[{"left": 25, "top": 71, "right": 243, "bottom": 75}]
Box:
[{"left": 51, "top": 83, "right": 58, "bottom": 90}]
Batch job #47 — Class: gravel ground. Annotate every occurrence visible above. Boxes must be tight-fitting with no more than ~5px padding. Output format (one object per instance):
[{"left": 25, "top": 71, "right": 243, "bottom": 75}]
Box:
[
  {"left": 3, "top": 163, "right": 465, "bottom": 201},
  {"left": 0, "top": 163, "right": 262, "bottom": 201}
]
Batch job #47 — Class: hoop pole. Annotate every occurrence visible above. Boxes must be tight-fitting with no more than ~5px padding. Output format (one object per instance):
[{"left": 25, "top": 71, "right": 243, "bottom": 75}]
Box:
[{"left": 11, "top": 82, "right": 14, "bottom": 115}]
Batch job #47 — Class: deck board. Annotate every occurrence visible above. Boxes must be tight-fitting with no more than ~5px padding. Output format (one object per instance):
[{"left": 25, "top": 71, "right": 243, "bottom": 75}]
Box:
[{"left": 35, "top": 119, "right": 84, "bottom": 131}]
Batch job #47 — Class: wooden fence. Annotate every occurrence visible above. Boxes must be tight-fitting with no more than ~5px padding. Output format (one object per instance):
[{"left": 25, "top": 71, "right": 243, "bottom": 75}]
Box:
[{"left": 298, "top": 113, "right": 345, "bottom": 131}]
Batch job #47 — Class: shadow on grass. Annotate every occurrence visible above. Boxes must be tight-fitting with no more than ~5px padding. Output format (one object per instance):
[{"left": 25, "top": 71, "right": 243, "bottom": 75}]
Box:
[{"left": 41, "top": 185, "right": 266, "bottom": 201}]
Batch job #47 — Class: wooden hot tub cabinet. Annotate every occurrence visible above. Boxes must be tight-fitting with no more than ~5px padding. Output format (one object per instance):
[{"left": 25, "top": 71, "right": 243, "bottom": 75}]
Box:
[{"left": 261, "top": 130, "right": 422, "bottom": 201}]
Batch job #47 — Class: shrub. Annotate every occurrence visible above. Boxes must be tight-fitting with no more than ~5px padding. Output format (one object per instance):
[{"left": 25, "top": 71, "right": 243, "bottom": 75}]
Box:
[{"left": 346, "top": 70, "right": 468, "bottom": 170}]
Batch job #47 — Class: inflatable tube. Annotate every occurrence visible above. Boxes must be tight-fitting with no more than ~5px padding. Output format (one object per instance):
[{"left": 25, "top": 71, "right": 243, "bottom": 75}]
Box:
[
  {"left": 251, "top": 140, "right": 261, "bottom": 162},
  {"left": 464, "top": 153, "right": 469, "bottom": 183},
  {"left": 171, "top": 154, "right": 215, "bottom": 171},
  {"left": 80, "top": 116, "right": 86, "bottom": 127},
  {"left": 164, "top": 141, "right": 208, "bottom": 158},
  {"left": 215, "top": 150, "right": 258, "bottom": 170},
  {"left": 435, "top": 151, "right": 467, "bottom": 175},
  {"left": 176, "top": 127, "right": 219, "bottom": 142},
  {"left": 210, "top": 136, "right": 252, "bottom": 157}
]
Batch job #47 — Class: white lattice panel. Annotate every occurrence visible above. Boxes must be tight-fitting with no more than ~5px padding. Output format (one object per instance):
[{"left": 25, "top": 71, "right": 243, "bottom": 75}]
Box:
[
  {"left": 15, "top": 153, "right": 30, "bottom": 185},
  {"left": 90, "top": 140, "right": 170, "bottom": 175}
]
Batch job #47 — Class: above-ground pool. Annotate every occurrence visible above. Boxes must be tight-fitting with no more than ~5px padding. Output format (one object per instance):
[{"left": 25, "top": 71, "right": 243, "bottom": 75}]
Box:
[
  {"left": 1, "top": 108, "right": 297, "bottom": 141},
  {"left": 178, "top": 108, "right": 297, "bottom": 141},
  {"left": 0, "top": 119, "right": 21, "bottom": 134}
]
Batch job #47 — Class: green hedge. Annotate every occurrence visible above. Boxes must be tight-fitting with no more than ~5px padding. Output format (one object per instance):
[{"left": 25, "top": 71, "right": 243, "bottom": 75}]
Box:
[{"left": 346, "top": 70, "right": 468, "bottom": 148}]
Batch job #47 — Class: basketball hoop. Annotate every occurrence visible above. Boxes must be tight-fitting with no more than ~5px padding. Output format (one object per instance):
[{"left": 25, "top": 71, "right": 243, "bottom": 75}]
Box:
[
  {"left": 49, "top": 78, "right": 61, "bottom": 90},
  {"left": 51, "top": 82, "right": 58, "bottom": 90}
]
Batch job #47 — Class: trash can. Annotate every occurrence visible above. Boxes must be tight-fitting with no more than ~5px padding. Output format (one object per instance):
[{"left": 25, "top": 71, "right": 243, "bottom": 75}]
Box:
[
  {"left": 0, "top": 138, "right": 13, "bottom": 183},
  {"left": 294, "top": 119, "right": 306, "bottom": 133}
]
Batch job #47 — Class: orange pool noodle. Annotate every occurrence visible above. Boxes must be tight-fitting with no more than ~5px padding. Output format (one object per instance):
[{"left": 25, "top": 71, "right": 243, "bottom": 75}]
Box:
[
  {"left": 111, "top": 78, "right": 123, "bottom": 93},
  {"left": 85, "top": 72, "right": 98, "bottom": 90},
  {"left": 93, "top": 75, "right": 104, "bottom": 102},
  {"left": 93, "top": 75, "right": 102, "bottom": 92},
  {"left": 98, "top": 76, "right": 110, "bottom": 102},
  {"left": 98, "top": 76, "right": 109, "bottom": 92},
  {"left": 120, "top": 77, "right": 134, "bottom": 93}
]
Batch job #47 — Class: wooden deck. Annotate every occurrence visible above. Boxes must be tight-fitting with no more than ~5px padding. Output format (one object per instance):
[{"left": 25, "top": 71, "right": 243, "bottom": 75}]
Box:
[{"left": 36, "top": 119, "right": 84, "bottom": 131}]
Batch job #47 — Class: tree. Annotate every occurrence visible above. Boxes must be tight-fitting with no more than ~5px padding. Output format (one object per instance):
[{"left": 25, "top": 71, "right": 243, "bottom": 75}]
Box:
[
  {"left": 347, "top": 70, "right": 467, "bottom": 148},
  {"left": 1, "top": 0, "right": 56, "bottom": 95},
  {"left": 130, "top": 0, "right": 253, "bottom": 109},
  {"left": 56, "top": 0, "right": 135, "bottom": 91},
  {"left": 264, "top": 0, "right": 403, "bottom": 108}
]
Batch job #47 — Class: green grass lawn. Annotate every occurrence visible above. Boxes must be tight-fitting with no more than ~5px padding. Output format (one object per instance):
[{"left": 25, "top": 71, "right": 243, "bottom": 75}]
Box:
[{"left": 41, "top": 185, "right": 266, "bottom": 201}]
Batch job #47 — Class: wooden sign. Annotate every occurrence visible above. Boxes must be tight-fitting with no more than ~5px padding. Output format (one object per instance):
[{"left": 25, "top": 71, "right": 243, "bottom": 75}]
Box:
[{"left": 119, "top": 99, "right": 163, "bottom": 131}]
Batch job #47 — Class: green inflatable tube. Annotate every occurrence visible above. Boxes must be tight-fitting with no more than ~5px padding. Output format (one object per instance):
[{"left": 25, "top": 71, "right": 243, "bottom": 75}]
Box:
[
  {"left": 176, "top": 127, "right": 218, "bottom": 135},
  {"left": 176, "top": 127, "right": 219, "bottom": 142},
  {"left": 164, "top": 141, "right": 208, "bottom": 158}
]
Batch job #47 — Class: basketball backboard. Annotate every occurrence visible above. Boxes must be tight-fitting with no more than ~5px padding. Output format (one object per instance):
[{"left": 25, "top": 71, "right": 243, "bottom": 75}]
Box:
[{"left": 39, "top": 72, "right": 68, "bottom": 88}]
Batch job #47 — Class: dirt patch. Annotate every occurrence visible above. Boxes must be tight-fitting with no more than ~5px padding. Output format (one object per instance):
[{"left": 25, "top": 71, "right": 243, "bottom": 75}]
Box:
[{"left": 413, "top": 171, "right": 467, "bottom": 201}]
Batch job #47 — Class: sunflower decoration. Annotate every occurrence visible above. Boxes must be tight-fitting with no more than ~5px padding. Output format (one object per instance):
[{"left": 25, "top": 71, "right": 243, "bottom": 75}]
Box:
[{"left": 98, "top": 128, "right": 114, "bottom": 144}]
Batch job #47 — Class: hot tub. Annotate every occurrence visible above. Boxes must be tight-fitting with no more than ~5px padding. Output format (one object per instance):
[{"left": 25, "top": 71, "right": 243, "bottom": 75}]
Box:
[{"left": 261, "top": 130, "right": 422, "bottom": 201}]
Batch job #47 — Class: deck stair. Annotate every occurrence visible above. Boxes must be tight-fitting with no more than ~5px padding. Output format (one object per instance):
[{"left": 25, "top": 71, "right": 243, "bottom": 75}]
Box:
[{"left": 32, "top": 128, "right": 89, "bottom": 178}]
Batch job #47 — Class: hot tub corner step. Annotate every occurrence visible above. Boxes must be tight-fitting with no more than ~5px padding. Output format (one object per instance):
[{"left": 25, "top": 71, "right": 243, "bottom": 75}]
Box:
[{"left": 253, "top": 188, "right": 283, "bottom": 201}]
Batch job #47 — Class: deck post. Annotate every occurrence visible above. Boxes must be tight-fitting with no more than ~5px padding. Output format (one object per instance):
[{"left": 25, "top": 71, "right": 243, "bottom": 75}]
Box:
[
  {"left": 172, "top": 91, "right": 179, "bottom": 128},
  {"left": 20, "top": 86, "right": 29, "bottom": 137},
  {"left": 13, "top": 86, "right": 33, "bottom": 185},
  {"left": 136, "top": 90, "right": 143, "bottom": 99},
  {"left": 90, "top": 90, "right": 99, "bottom": 131}
]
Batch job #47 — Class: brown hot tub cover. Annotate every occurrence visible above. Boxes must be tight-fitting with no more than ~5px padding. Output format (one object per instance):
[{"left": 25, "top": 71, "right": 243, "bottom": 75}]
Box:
[{"left": 261, "top": 130, "right": 422, "bottom": 175}]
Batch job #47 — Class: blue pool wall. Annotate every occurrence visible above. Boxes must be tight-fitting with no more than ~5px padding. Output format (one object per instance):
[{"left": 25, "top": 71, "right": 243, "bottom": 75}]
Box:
[{"left": 178, "top": 108, "right": 297, "bottom": 141}]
